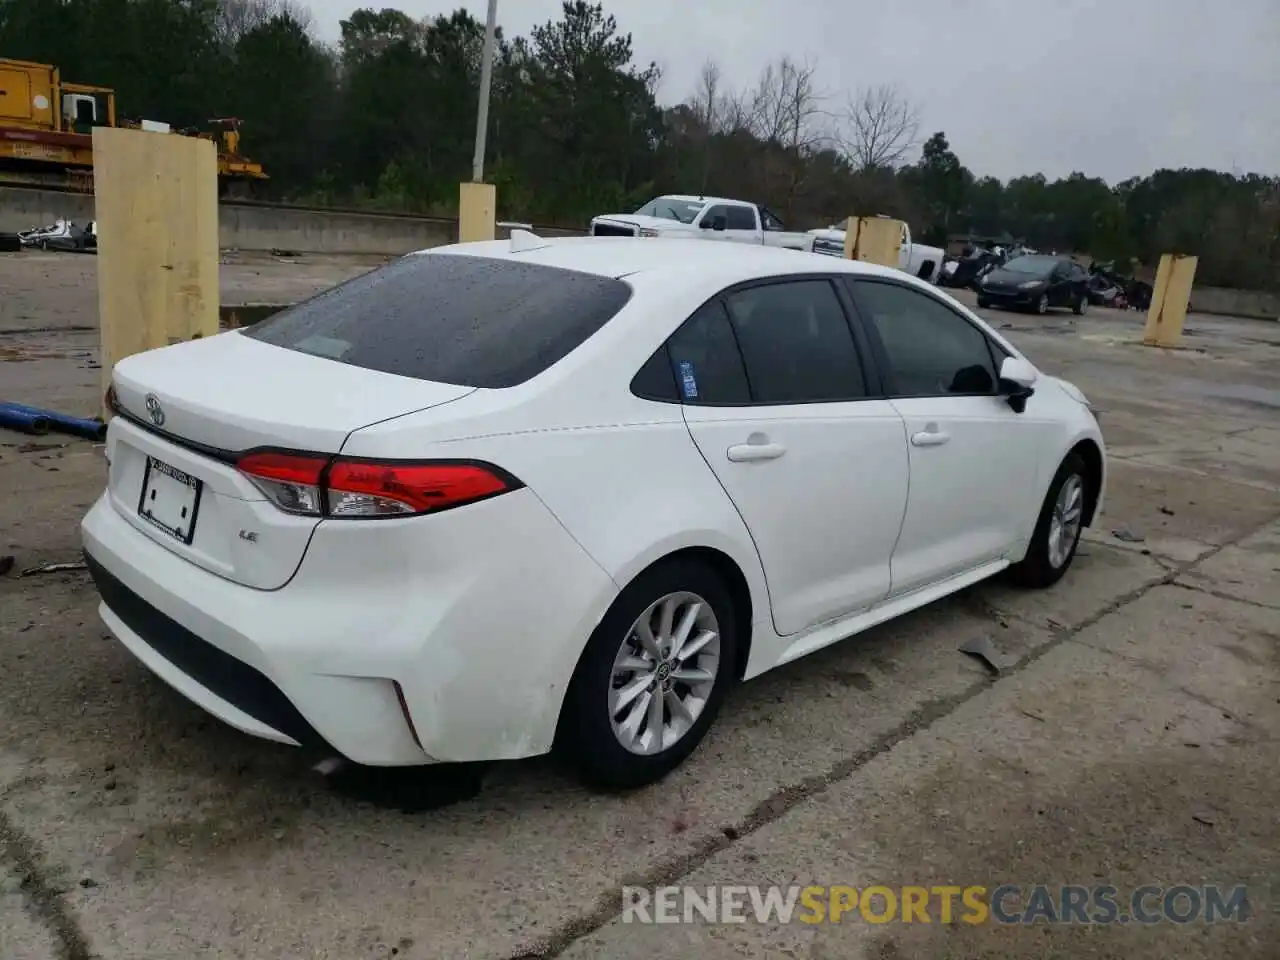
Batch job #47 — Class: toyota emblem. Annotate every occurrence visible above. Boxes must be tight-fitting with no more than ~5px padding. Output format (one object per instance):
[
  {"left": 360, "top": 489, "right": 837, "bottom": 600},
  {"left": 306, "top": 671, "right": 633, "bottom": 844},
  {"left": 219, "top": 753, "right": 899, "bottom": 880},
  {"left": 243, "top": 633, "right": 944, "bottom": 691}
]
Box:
[{"left": 144, "top": 393, "right": 165, "bottom": 427}]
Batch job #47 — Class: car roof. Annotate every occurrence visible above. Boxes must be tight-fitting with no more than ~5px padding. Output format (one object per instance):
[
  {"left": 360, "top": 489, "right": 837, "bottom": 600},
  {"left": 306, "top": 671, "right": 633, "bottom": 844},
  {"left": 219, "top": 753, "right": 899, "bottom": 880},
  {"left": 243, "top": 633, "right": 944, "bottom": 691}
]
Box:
[
  {"left": 657, "top": 194, "right": 747, "bottom": 206},
  {"left": 421, "top": 236, "right": 904, "bottom": 284}
]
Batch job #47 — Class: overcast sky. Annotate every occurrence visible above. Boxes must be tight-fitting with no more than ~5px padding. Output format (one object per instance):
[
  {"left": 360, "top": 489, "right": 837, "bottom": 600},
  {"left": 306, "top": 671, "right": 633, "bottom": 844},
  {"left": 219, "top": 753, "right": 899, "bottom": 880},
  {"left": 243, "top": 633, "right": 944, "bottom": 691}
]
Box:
[{"left": 302, "top": 0, "right": 1280, "bottom": 184}]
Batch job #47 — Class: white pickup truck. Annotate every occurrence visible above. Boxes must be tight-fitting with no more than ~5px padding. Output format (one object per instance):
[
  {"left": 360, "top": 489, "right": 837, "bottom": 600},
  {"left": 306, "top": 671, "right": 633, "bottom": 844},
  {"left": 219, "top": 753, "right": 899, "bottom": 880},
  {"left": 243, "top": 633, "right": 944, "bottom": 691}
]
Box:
[
  {"left": 589, "top": 195, "right": 811, "bottom": 250},
  {"left": 803, "top": 217, "right": 946, "bottom": 283}
]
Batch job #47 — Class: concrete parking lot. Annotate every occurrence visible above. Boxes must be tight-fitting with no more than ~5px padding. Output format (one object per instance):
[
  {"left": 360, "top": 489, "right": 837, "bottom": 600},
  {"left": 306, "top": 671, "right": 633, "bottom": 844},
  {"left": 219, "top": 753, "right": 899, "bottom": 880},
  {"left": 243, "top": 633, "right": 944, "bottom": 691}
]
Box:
[{"left": 2, "top": 251, "right": 1278, "bottom": 959}]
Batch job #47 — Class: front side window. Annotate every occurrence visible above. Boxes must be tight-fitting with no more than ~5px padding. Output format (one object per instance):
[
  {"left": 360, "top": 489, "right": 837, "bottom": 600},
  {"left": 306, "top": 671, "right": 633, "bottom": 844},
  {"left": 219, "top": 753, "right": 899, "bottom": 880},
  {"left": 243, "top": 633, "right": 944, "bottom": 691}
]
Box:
[
  {"left": 850, "top": 280, "right": 999, "bottom": 397},
  {"left": 723, "top": 280, "right": 867, "bottom": 404},
  {"left": 700, "top": 205, "right": 730, "bottom": 229}
]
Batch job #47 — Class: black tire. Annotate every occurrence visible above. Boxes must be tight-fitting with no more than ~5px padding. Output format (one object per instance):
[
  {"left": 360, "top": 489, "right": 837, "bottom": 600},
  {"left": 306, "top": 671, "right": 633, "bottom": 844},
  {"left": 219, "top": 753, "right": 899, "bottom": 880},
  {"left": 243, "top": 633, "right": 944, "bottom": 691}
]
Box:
[
  {"left": 977, "top": 297, "right": 991, "bottom": 309},
  {"left": 1072, "top": 294, "right": 1086, "bottom": 316},
  {"left": 1008, "top": 452, "right": 1088, "bottom": 589},
  {"left": 557, "top": 558, "right": 738, "bottom": 790}
]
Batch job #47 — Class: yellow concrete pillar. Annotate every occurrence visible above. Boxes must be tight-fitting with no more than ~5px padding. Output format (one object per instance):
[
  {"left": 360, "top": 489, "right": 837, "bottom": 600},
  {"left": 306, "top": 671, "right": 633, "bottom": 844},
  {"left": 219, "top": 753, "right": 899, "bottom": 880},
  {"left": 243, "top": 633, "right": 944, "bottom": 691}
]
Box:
[
  {"left": 843, "top": 217, "right": 903, "bottom": 268},
  {"left": 458, "top": 181, "right": 496, "bottom": 243},
  {"left": 1142, "top": 253, "right": 1198, "bottom": 348},
  {"left": 93, "top": 126, "right": 219, "bottom": 417}
]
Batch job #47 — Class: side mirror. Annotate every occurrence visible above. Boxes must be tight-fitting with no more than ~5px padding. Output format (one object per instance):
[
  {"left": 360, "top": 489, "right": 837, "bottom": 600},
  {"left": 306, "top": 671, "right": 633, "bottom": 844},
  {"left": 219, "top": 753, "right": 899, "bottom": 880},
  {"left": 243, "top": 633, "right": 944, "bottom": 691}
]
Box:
[
  {"left": 708, "top": 215, "right": 726, "bottom": 232},
  {"left": 998, "top": 356, "right": 1037, "bottom": 413}
]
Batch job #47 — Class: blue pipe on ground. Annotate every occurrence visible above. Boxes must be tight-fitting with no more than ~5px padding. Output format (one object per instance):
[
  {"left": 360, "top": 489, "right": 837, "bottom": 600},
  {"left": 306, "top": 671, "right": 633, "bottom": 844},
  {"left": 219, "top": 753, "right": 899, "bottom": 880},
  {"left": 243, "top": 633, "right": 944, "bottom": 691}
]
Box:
[
  {"left": 0, "top": 404, "right": 52, "bottom": 436},
  {"left": 0, "top": 402, "right": 107, "bottom": 441}
]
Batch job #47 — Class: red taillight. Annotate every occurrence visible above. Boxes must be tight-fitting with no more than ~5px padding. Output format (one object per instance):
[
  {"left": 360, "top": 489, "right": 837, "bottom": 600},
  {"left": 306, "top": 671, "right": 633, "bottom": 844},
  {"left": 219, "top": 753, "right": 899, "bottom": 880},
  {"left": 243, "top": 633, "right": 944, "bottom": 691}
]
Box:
[
  {"left": 327, "top": 460, "right": 513, "bottom": 517},
  {"left": 236, "top": 451, "right": 517, "bottom": 519},
  {"left": 237, "top": 451, "right": 328, "bottom": 486},
  {"left": 237, "top": 451, "right": 329, "bottom": 516}
]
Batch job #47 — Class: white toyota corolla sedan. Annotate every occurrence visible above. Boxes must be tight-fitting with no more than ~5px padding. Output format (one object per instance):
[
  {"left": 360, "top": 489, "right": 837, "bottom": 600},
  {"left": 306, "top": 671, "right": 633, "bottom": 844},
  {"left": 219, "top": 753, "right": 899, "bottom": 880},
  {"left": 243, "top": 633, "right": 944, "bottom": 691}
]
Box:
[{"left": 83, "top": 235, "right": 1105, "bottom": 789}]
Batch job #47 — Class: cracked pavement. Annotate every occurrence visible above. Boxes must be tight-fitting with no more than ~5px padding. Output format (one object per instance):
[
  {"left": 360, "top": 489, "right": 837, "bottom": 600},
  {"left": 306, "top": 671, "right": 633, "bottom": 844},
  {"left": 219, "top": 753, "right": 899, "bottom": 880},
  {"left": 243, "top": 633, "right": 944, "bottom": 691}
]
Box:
[{"left": 2, "top": 261, "right": 1278, "bottom": 959}]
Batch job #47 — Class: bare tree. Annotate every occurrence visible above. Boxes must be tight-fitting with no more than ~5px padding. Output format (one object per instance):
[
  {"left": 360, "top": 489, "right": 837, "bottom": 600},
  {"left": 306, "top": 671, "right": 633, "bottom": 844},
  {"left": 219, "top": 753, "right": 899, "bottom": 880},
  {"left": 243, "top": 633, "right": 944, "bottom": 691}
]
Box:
[
  {"left": 741, "top": 57, "right": 827, "bottom": 217},
  {"left": 745, "top": 57, "right": 826, "bottom": 153},
  {"left": 691, "top": 61, "right": 719, "bottom": 193},
  {"left": 686, "top": 60, "right": 732, "bottom": 192},
  {"left": 215, "top": 0, "right": 314, "bottom": 46},
  {"left": 688, "top": 60, "right": 722, "bottom": 132},
  {"left": 838, "top": 84, "right": 920, "bottom": 171}
]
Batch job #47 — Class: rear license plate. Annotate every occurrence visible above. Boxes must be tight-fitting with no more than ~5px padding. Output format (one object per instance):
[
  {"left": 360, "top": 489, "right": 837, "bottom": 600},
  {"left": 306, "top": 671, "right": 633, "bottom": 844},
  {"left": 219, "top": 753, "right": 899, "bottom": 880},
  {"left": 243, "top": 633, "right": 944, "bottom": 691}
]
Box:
[{"left": 138, "top": 456, "right": 203, "bottom": 545}]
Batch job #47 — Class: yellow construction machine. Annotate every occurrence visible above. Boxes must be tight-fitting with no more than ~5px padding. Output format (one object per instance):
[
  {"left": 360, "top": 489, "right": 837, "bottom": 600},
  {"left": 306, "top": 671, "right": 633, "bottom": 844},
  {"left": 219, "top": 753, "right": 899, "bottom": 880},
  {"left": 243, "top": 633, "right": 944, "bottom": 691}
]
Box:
[{"left": 0, "top": 57, "right": 268, "bottom": 195}]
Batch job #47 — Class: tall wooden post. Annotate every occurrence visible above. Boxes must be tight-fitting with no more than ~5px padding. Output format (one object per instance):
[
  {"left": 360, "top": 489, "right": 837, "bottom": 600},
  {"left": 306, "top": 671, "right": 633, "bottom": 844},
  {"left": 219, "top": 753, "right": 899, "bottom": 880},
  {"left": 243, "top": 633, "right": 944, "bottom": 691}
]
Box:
[
  {"left": 458, "top": 181, "right": 496, "bottom": 243},
  {"left": 1143, "top": 253, "right": 1198, "bottom": 348},
  {"left": 843, "top": 217, "right": 903, "bottom": 268},
  {"left": 94, "top": 126, "right": 219, "bottom": 415}
]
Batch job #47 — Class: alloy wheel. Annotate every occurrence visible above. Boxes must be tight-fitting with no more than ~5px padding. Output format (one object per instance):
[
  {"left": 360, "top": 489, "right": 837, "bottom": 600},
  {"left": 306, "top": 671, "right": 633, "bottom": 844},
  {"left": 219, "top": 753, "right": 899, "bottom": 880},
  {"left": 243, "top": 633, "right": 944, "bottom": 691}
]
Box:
[
  {"left": 1047, "top": 474, "right": 1084, "bottom": 569},
  {"left": 609, "top": 591, "right": 721, "bottom": 756}
]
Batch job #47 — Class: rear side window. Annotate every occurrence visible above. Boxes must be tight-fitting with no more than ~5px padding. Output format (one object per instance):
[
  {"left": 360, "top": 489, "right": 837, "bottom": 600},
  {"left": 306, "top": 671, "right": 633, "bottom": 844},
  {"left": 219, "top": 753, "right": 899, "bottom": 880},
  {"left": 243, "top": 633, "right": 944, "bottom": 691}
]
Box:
[
  {"left": 666, "top": 301, "right": 750, "bottom": 404},
  {"left": 725, "top": 206, "right": 757, "bottom": 230},
  {"left": 243, "top": 254, "right": 632, "bottom": 388},
  {"left": 723, "top": 280, "right": 867, "bottom": 404}
]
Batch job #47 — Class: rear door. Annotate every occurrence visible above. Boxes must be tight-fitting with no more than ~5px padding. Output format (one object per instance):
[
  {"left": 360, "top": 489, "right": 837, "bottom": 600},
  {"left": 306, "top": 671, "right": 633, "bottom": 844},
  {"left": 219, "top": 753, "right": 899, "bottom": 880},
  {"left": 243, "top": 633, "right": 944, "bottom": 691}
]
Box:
[
  {"left": 845, "top": 278, "right": 1044, "bottom": 596},
  {"left": 674, "top": 277, "right": 910, "bottom": 638},
  {"left": 722, "top": 204, "right": 763, "bottom": 245}
]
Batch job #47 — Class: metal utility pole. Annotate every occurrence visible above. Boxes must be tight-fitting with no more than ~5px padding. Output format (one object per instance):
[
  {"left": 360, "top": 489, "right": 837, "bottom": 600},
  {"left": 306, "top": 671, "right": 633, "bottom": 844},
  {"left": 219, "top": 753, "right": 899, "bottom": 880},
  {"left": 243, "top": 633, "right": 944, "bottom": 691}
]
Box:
[{"left": 471, "top": 0, "right": 499, "bottom": 182}]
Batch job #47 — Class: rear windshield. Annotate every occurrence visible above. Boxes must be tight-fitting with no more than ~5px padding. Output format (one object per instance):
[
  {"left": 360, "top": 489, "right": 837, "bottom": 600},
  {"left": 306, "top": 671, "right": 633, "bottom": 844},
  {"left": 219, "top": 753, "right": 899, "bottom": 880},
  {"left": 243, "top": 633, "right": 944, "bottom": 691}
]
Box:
[{"left": 243, "top": 253, "right": 633, "bottom": 388}]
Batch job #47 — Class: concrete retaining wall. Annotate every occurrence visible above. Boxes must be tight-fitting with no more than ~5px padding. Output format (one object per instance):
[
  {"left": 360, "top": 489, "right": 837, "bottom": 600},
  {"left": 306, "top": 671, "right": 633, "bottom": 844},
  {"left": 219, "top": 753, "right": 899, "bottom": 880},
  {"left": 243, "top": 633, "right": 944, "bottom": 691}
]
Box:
[
  {"left": 1189, "top": 285, "right": 1280, "bottom": 322},
  {"left": 0, "top": 187, "right": 96, "bottom": 229},
  {"left": 0, "top": 186, "right": 584, "bottom": 255},
  {"left": 219, "top": 202, "right": 459, "bottom": 254},
  {"left": 2, "top": 186, "right": 1276, "bottom": 320}
]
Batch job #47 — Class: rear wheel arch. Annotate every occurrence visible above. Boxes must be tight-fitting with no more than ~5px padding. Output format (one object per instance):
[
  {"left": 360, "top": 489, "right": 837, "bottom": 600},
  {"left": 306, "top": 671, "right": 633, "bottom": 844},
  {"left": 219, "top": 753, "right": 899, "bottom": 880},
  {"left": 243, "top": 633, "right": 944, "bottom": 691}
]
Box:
[
  {"left": 595, "top": 546, "right": 755, "bottom": 681},
  {"left": 658, "top": 546, "right": 754, "bottom": 679},
  {"left": 553, "top": 545, "right": 755, "bottom": 787}
]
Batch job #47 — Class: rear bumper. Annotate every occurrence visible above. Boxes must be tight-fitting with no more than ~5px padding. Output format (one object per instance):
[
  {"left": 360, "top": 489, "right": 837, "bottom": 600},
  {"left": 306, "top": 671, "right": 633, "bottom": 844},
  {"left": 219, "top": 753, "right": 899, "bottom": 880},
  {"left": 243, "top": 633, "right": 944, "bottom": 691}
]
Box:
[
  {"left": 81, "top": 487, "right": 619, "bottom": 766},
  {"left": 84, "top": 551, "right": 331, "bottom": 751}
]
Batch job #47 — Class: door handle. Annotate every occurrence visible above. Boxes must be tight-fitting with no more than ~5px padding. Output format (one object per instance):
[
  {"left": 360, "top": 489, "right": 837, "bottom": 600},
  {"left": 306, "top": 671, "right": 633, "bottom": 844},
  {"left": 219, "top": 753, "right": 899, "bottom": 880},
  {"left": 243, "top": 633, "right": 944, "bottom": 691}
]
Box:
[
  {"left": 911, "top": 430, "right": 950, "bottom": 447},
  {"left": 727, "top": 439, "right": 786, "bottom": 462}
]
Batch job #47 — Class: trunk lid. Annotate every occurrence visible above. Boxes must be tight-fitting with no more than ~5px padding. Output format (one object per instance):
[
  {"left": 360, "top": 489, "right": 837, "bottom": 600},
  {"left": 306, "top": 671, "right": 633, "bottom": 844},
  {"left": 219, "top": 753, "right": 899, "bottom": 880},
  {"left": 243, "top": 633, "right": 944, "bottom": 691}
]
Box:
[
  {"left": 112, "top": 332, "right": 474, "bottom": 453},
  {"left": 106, "top": 332, "right": 475, "bottom": 589}
]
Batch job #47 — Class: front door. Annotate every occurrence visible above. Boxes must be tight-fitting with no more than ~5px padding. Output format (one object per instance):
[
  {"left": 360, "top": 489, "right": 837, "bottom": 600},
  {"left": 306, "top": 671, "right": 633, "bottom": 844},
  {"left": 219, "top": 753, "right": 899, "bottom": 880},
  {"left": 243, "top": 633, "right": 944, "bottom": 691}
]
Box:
[
  {"left": 1047, "top": 265, "right": 1075, "bottom": 308},
  {"left": 669, "top": 279, "right": 909, "bottom": 638},
  {"left": 846, "top": 278, "right": 1041, "bottom": 596}
]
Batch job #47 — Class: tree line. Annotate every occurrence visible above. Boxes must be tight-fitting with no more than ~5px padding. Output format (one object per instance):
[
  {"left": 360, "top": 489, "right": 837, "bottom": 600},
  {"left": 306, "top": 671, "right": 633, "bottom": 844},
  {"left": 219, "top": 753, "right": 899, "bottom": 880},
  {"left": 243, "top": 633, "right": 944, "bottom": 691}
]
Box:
[{"left": 3, "top": 0, "right": 1277, "bottom": 289}]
